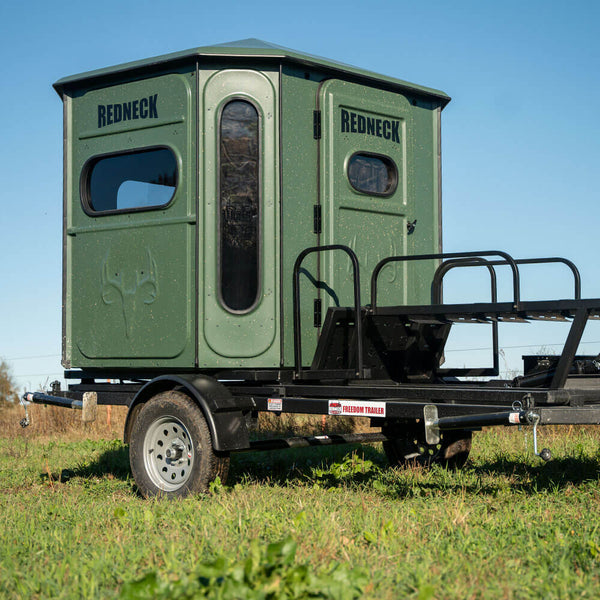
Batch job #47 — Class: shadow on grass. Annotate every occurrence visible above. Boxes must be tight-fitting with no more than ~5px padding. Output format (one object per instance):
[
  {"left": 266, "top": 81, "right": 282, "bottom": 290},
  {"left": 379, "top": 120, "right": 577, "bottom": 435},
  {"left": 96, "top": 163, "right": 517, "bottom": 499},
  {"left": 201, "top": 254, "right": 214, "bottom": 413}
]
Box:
[
  {"left": 40, "top": 444, "right": 131, "bottom": 484},
  {"left": 473, "top": 455, "right": 600, "bottom": 491},
  {"left": 378, "top": 454, "right": 600, "bottom": 499},
  {"left": 230, "top": 446, "right": 600, "bottom": 499},
  {"left": 36, "top": 440, "right": 600, "bottom": 499},
  {"left": 228, "top": 444, "right": 387, "bottom": 487}
]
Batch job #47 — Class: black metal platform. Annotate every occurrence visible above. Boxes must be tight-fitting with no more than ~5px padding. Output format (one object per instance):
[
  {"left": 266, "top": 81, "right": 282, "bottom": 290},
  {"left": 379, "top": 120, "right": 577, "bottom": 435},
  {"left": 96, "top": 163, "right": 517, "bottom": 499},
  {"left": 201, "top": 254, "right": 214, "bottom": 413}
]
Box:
[
  {"left": 291, "top": 246, "right": 600, "bottom": 389},
  {"left": 54, "top": 247, "right": 600, "bottom": 436}
]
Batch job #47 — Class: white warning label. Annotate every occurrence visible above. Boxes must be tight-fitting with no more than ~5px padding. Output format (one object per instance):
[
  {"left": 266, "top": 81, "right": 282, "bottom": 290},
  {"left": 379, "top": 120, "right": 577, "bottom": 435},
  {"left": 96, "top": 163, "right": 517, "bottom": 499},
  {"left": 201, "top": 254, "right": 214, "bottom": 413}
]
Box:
[
  {"left": 267, "top": 398, "right": 283, "bottom": 412},
  {"left": 328, "top": 400, "right": 386, "bottom": 417}
]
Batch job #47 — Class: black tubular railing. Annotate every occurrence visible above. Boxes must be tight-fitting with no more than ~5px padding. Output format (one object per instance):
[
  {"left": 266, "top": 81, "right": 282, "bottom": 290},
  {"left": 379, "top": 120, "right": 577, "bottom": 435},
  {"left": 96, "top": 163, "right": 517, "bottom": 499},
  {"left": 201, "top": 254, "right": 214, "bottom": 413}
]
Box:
[
  {"left": 371, "top": 250, "right": 522, "bottom": 310},
  {"left": 430, "top": 255, "right": 582, "bottom": 390},
  {"left": 432, "top": 257, "right": 500, "bottom": 376},
  {"left": 431, "top": 257, "right": 499, "bottom": 304},
  {"left": 371, "top": 252, "right": 581, "bottom": 380},
  {"left": 292, "top": 245, "right": 364, "bottom": 378},
  {"left": 431, "top": 257, "right": 581, "bottom": 304}
]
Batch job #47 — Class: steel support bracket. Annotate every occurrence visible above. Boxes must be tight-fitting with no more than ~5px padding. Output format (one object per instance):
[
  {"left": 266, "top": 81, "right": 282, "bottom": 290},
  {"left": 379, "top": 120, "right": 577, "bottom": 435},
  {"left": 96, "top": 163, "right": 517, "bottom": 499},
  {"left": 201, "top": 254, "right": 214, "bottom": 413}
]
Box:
[
  {"left": 423, "top": 404, "right": 440, "bottom": 445},
  {"left": 82, "top": 391, "right": 98, "bottom": 423}
]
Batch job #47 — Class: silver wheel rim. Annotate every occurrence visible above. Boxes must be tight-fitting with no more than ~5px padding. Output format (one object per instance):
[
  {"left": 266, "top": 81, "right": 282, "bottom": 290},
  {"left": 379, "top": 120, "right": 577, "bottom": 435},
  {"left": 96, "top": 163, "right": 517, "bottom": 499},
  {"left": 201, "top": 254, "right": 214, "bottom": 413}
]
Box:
[{"left": 142, "top": 415, "right": 195, "bottom": 492}]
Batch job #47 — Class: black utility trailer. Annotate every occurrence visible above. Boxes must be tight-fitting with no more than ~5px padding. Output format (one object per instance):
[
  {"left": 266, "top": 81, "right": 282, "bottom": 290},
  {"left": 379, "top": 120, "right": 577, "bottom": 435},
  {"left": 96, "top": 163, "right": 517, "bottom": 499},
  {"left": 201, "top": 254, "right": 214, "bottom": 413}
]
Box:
[{"left": 23, "top": 246, "right": 600, "bottom": 497}]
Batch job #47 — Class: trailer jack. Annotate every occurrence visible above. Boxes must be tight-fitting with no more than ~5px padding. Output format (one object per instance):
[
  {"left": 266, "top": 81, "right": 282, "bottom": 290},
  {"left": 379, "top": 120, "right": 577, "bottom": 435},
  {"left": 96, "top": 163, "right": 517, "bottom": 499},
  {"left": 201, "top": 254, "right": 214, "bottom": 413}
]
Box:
[
  {"left": 528, "top": 413, "right": 552, "bottom": 462},
  {"left": 423, "top": 404, "right": 552, "bottom": 462},
  {"left": 19, "top": 395, "right": 30, "bottom": 428}
]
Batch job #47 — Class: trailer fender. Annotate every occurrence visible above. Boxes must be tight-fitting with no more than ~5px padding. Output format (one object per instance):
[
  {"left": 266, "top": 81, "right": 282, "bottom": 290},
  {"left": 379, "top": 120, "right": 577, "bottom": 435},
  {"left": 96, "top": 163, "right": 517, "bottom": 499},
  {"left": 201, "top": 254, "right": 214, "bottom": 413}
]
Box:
[{"left": 123, "top": 375, "right": 250, "bottom": 452}]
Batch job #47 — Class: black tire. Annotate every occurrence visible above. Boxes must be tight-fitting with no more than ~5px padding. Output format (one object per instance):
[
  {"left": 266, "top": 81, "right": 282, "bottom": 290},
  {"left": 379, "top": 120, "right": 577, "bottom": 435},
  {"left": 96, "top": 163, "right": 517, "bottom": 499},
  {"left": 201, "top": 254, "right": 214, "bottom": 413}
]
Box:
[
  {"left": 129, "top": 390, "right": 230, "bottom": 498},
  {"left": 383, "top": 425, "right": 472, "bottom": 469}
]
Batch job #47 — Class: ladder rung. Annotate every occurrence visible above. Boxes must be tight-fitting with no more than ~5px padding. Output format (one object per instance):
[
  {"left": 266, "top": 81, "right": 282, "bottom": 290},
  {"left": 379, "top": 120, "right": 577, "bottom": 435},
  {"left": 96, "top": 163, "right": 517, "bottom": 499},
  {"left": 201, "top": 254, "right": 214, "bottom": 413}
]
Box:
[
  {"left": 448, "top": 315, "right": 494, "bottom": 324},
  {"left": 406, "top": 316, "right": 450, "bottom": 325},
  {"left": 496, "top": 315, "right": 530, "bottom": 323},
  {"left": 526, "top": 313, "right": 570, "bottom": 322}
]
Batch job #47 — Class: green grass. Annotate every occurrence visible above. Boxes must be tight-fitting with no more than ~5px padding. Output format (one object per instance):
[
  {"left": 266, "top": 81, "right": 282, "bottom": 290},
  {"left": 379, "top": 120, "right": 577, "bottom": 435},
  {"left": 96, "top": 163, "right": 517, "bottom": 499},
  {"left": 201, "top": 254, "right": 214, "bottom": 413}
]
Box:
[{"left": 2, "top": 427, "right": 600, "bottom": 599}]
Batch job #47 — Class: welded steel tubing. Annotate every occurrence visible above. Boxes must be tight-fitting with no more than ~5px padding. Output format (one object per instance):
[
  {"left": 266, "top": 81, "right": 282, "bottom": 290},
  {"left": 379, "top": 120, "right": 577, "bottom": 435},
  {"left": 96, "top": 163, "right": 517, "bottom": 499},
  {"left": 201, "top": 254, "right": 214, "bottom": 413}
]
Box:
[
  {"left": 433, "top": 410, "right": 528, "bottom": 430},
  {"left": 22, "top": 392, "right": 83, "bottom": 410}
]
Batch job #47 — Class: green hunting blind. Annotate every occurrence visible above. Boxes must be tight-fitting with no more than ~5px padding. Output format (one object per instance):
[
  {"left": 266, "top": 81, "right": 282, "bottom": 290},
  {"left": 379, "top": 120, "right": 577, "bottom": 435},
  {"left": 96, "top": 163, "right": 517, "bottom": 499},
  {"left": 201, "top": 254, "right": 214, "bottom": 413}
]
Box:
[
  {"left": 53, "top": 38, "right": 448, "bottom": 372},
  {"left": 21, "top": 39, "right": 600, "bottom": 498}
]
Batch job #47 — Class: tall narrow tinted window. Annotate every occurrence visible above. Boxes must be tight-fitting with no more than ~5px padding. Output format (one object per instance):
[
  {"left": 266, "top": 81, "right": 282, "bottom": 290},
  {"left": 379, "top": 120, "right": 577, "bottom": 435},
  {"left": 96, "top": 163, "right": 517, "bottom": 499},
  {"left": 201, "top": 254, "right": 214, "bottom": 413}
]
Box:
[{"left": 220, "top": 101, "right": 260, "bottom": 312}]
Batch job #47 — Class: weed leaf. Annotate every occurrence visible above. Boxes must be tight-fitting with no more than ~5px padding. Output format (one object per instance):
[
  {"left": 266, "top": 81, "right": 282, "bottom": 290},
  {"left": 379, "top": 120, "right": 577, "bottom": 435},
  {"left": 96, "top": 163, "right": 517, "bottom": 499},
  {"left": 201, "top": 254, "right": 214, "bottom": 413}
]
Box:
[{"left": 119, "top": 537, "right": 366, "bottom": 599}]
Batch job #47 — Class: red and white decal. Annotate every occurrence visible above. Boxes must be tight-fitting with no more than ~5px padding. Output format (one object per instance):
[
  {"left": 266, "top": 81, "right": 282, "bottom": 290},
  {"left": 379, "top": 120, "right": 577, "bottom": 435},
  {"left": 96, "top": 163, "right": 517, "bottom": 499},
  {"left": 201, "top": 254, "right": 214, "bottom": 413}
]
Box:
[
  {"left": 328, "top": 400, "right": 386, "bottom": 417},
  {"left": 508, "top": 412, "right": 521, "bottom": 425},
  {"left": 329, "top": 401, "right": 343, "bottom": 415},
  {"left": 267, "top": 398, "right": 283, "bottom": 412}
]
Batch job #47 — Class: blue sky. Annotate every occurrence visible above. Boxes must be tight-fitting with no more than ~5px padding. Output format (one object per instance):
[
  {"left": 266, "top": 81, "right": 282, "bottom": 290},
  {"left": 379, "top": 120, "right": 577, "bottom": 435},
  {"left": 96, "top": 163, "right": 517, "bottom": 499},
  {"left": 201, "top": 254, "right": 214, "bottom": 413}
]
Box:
[{"left": 0, "top": 0, "right": 598, "bottom": 391}]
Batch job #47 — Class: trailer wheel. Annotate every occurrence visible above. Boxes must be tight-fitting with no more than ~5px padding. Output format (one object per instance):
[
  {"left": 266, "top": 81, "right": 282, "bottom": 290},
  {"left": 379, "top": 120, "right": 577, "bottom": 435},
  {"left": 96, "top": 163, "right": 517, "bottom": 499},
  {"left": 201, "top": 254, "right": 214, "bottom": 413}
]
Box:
[
  {"left": 383, "top": 426, "right": 472, "bottom": 469},
  {"left": 129, "top": 390, "right": 229, "bottom": 498}
]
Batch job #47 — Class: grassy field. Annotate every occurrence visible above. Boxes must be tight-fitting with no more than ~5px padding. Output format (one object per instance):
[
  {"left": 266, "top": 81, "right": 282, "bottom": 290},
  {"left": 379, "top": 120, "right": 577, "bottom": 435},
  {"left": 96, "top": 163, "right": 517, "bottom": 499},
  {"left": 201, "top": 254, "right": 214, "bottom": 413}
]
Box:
[{"left": 1, "top": 404, "right": 600, "bottom": 599}]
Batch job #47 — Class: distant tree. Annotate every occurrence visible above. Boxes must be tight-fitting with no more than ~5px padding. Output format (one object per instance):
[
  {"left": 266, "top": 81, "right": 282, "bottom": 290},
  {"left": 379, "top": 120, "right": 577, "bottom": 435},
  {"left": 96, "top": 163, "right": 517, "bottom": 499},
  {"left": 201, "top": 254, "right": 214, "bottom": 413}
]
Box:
[{"left": 0, "top": 360, "right": 19, "bottom": 406}]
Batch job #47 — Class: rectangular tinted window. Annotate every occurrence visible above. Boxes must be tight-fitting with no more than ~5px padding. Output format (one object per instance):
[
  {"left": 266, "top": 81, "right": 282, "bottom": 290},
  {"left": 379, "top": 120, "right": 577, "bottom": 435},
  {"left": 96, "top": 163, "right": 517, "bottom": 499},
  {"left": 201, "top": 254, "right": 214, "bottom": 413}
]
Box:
[
  {"left": 84, "top": 147, "right": 177, "bottom": 213},
  {"left": 348, "top": 153, "right": 397, "bottom": 196}
]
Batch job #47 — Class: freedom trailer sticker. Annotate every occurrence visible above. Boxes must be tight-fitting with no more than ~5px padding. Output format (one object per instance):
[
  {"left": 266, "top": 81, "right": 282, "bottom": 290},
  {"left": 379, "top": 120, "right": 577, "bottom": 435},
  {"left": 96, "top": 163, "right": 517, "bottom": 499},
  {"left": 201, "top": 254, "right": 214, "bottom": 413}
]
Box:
[{"left": 328, "top": 400, "right": 386, "bottom": 417}]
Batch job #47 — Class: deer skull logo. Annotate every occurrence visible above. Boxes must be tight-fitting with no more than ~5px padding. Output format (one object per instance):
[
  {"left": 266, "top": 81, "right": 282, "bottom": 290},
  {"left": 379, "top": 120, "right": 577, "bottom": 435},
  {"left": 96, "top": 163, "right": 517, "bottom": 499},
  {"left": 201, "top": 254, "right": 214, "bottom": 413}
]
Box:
[{"left": 101, "top": 248, "right": 158, "bottom": 338}]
